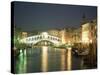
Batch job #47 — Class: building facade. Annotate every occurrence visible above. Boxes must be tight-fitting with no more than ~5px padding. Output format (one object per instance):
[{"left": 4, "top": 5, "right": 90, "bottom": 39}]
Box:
[{"left": 81, "top": 19, "right": 97, "bottom": 67}]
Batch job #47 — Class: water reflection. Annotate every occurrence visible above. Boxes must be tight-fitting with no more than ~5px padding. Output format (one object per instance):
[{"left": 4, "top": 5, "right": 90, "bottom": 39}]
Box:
[
  {"left": 17, "top": 49, "right": 27, "bottom": 73},
  {"left": 15, "top": 46, "right": 89, "bottom": 73},
  {"left": 41, "top": 46, "right": 48, "bottom": 72},
  {"left": 67, "top": 48, "right": 72, "bottom": 70},
  {"left": 61, "top": 49, "right": 66, "bottom": 70},
  {"left": 80, "top": 57, "right": 84, "bottom": 69}
]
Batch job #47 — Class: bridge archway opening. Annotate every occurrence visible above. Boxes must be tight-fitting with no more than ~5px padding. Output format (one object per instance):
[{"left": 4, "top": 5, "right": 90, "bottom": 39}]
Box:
[{"left": 33, "top": 40, "right": 55, "bottom": 46}]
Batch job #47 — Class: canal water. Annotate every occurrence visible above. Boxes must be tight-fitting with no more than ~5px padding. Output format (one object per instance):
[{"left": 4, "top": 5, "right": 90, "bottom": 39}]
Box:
[{"left": 14, "top": 46, "right": 86, "bottom": 74}]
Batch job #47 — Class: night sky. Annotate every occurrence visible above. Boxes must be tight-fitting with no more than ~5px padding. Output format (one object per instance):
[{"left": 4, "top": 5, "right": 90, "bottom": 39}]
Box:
[{"left": 13, "top": 1, "right": 97, "bottom": 31}]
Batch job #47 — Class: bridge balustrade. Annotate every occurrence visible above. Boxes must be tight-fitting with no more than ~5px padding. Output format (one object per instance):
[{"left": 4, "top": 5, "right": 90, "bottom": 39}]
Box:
[{"left": 20, "top": 33, "right": 61, "bottom": 46}]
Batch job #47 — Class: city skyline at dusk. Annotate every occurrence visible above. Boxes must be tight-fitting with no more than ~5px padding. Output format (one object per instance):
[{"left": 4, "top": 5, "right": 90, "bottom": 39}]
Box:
[
  {"left": 13, "top": 1, "right": 97, "bottom": 31},
  {"left": 12, "top": 2, "right": 97, "bottom": 74}
]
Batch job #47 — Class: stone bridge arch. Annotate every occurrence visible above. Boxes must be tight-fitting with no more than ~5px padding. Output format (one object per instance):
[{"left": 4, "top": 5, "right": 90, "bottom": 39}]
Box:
[{"left": 20, "top": 32, "right": 61, "bottom": 46}]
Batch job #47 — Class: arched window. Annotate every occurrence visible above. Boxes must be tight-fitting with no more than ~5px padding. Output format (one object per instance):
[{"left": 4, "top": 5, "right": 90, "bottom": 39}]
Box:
[
  {"left": 32, "top": 37, "right": 34, "bottom": 41},
  {"left": 36, "top": 37, "right": 38, "bottom": 40},
  {"left": 29, "top": 38, "right": 32, "bottom": 41},
  {"left": 40, "top": 36, "right": 42, "bottom": 39},
  {"left": 50, "top": 37, "right": 52, "bottom": 40},
  {"left": 34, "top": 37, "right": 37, "bottom": 40},
  {"left": 38, "top": 36, "right": 40, "bottom": 39},
  {"left": 48, "top": 36, "right": 49, "bottom": 39},
  {"left": 37, "top": 36, "right": 39, "bottom": 40}
]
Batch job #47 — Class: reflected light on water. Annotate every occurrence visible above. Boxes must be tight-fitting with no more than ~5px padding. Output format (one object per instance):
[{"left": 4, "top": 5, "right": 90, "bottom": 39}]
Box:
[
  {"left": 17, "top": 49, "right": 27, "bottom": 73},
  {"left": 67, "top": 47, "right": 72, "bottom": 70},
  {"left": 61, "top": 49, "right": 66, "bottom": 70},
  {"left": 41, "top": 46, "right": 48, "bottom": 72}
]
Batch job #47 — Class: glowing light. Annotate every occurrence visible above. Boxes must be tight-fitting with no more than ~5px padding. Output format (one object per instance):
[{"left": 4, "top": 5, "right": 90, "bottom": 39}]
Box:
[
  {"left": 67, "top": 48, "right": 72, "bottom": 70},
  {"left": 41, "top": 46, "right": 48, "bottom": 72},
  {"left": 42, "top": 32, "right": 48, "bottom": 35},
  {"left": 22, "top": 32, "right": 27, "bottom": 35},
  {"left": 61, "top": 49, "right": 66, "bottom": 70},
  {"left": 18, "top": 50, "right": 27, "bottom": 73},
  {"left": 90, "top": 39, "right": 92, "bottom": 43},
  {"left": 61, "top": 30, "right": 66, "bottom": 44},
  {"left": 20, "top": 32, "right": 61, "bottom": 45},
  {"left": 68, "top": 41, "right": 71, "bottom": 45},
  {"left": 82, "top": 23, "right": 90, "bottom": 44},
  {"left": 20, "top": 49, "right": 23, "bottom": 54},
  {"left": 41, "top": 32, "right": 48, "bottom": 39},
  {"left": 24, "top": 49, "right": 26, "bottom": 55},
  {"left": 82, "top": 31, "right": 89, "bottom": 43}
]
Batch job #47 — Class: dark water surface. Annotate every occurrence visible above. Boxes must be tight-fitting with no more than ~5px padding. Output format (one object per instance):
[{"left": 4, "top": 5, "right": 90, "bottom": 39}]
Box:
[{"left": 14, "top": 46, "right": 86, "bottom": 73}]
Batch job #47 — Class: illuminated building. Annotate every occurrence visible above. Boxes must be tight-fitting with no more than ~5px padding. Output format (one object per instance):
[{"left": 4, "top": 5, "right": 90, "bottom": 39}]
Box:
[
  {"left": 65, "top": 28, "right": 72, "bottom": 44},
  {"left": 60, "top": 28, "right": 67, "bottom": 44},
  {"left": 81, "top": 18, "right": 97, "bottom": 67},
  {"left": 63, "top": 28, "right": 81, "bottom": 44},
  {"left": 81, "top": 19, "right": 97, "bottom": 45},
  {"left": 72, "top": 28, "right": 81, "bottom": 44},
  {"left": 47, "top": 29, "right": 60, "bottom": 37},
  {"left": 22, "top": 32, "right": 28, "bottom": 38},
  {"left": 81, "top": 23, "right": 90, "bottom": 44}
]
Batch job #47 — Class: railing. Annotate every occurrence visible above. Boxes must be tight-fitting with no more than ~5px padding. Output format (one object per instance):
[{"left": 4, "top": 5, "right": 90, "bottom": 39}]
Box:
[{"left": 20, "top": 33, "right": 61, "bottom": 46}]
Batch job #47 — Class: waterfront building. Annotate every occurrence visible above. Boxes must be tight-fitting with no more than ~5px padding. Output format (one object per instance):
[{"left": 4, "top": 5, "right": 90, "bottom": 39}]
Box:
[
  {"left": 47, "top": 29, "right": 61, "bottom": 37},
  {"left": 60, "top": 28, "right": 67, "bottom": 44},
  {"left": 21, "top": 32, "right": 28, "bottom": 38},
  {"left": 81, "top": 18, "right": 97, "bottom": 67}
]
